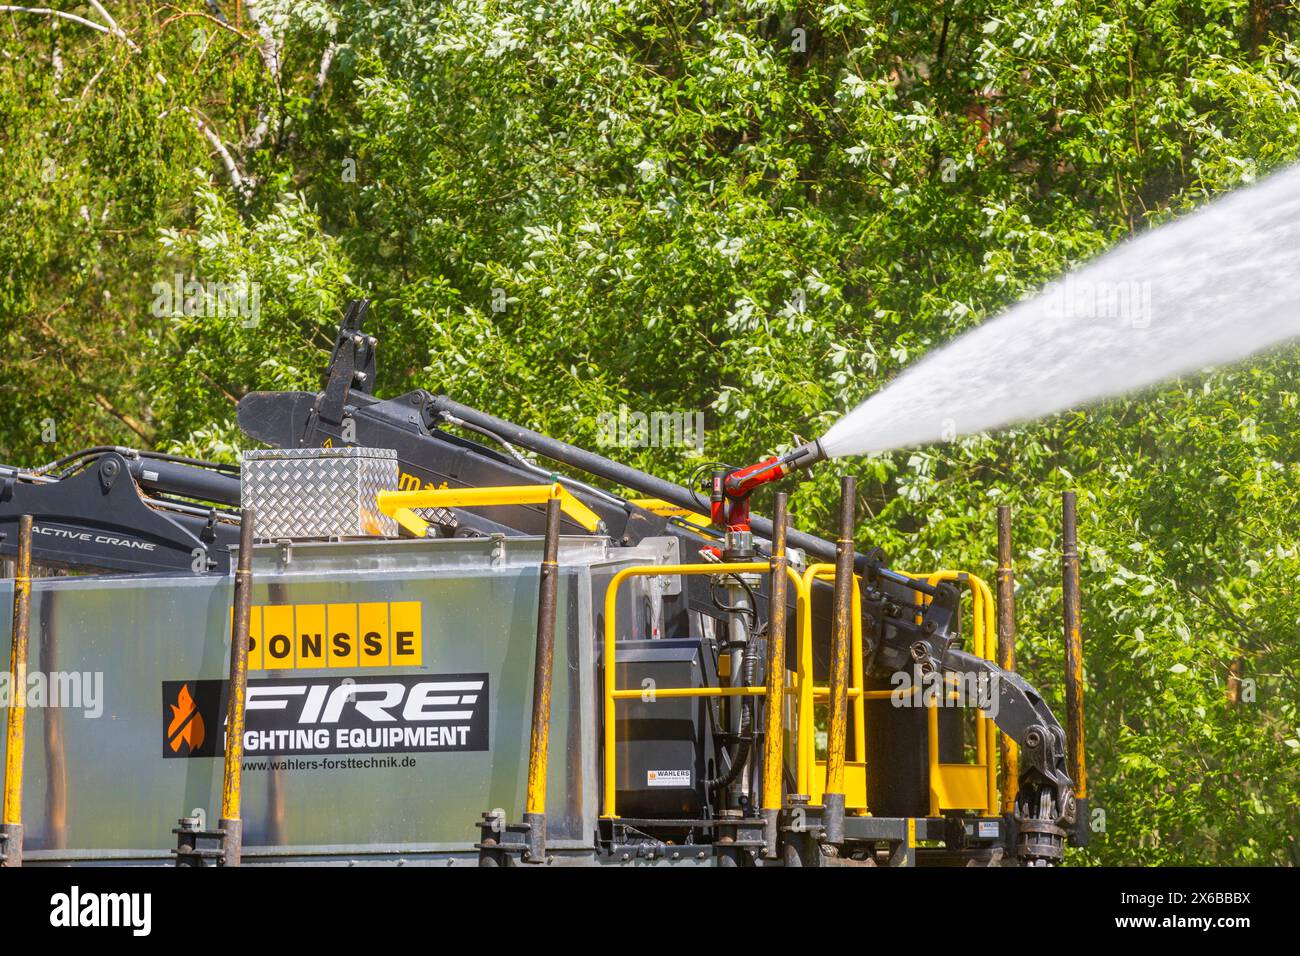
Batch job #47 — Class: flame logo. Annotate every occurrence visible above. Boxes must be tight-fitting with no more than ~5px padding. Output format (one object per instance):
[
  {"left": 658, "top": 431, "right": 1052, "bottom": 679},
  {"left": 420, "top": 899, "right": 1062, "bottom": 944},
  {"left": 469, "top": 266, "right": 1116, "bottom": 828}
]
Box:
[{"left": 167, "top": 683, "right": 205, "bottom": 753}]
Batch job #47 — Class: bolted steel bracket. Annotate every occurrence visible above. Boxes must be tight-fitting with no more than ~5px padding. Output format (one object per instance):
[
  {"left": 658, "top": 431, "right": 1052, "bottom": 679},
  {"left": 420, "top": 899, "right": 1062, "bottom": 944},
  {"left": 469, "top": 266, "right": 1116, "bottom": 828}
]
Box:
[
  {"left": 520, "top": 811, "right": 547, "bottom": 863},
  {"left": 0, "top": 823, "right": 20, "bottom": 867},
  {"left": 172, "top": 816, "right": 233, "bottom": 866},
  {"left": 474, "top": 810, "right": 550, "bottom": 866},
  {"left": 760, "top": 807, "right": 781, "bottom": 859}
]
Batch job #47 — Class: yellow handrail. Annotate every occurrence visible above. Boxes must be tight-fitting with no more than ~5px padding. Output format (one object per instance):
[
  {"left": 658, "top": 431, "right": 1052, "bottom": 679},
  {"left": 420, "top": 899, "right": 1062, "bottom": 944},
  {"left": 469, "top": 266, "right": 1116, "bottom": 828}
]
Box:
[
  {"left": 917, "top": 571, "right": 1000, "bottom": 817},
  {"left": 376, "top": 482, "right": 603, "bottom": 536},
  {"left": 796, "top": 564, "right": 867, "bottom": 802},
  {"left": 601, "top": 562, "right": 808, "bottom": 820}
]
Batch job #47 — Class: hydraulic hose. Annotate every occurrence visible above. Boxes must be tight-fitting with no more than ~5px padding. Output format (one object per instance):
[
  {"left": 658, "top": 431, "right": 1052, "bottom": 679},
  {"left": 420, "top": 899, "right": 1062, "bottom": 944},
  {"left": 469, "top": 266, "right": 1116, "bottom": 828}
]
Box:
[
  {"left": 704, "top": 626, "right": 761, "bottom": 795},
  {"left": 424, "top": 395, "right": 882, "bottom": 569}
]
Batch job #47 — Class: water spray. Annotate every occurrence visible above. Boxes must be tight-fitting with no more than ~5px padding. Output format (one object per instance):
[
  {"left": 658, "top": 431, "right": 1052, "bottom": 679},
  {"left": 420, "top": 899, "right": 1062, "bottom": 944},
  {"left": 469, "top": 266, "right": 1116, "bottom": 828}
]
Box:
[
  {"left": 715, "top": 162, "right": 1300, "bottom": 552},
  {"left": 820, "top": 161, "right": 1300, "bottom": 456}
]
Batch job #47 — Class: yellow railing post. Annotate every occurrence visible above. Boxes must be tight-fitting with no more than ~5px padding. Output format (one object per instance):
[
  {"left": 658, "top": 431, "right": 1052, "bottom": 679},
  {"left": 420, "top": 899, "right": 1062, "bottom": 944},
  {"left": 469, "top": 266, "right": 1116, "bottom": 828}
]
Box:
[
  {"left": 377, "top": 482, "right": 602, "bottom": 536},
  {"left": 796, "top": 563, "right": 866, "bottom": 808},
  {"left": 975, "top": 575, "right": 998, "bottom": 816},
  {"left": 927, "top": 701, "right": 942, "bottom": 817},
  {"left": 796, "top": 570, "right": 815, "bottom": 795},
  {"left": 920, "top": 570, "right": 1001, "bottom": 817}
]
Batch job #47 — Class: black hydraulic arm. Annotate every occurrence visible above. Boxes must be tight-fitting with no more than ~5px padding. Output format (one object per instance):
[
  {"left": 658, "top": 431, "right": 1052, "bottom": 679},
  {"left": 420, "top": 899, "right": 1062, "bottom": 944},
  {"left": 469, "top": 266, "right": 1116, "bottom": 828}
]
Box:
[
  {"left": 239, "top": 300, "right": 889, "bottom": 573},
  {"left": 870, "top": 578, "right": 1080, "bottom": 864},
  {"left": 421, "top": 395, "right": 870, "bottom": 569},
  {"left": 236, "top": 300, "right": 886, "bottom": 649},
  {"left": 951, "top": 648, "right": 1079, "bottom": 864},
  {"left": 0, "top": 453, "right": 241, "bottom": 574}
]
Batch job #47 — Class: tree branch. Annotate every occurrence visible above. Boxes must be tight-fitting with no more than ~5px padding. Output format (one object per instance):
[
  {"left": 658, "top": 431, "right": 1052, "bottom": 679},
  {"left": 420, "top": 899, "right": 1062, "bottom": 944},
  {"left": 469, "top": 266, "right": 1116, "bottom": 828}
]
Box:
[
  {"left": 0, "top": 6, "right": 112, "bottom": 34},
  {"left": 187, "top": 107, "right": 252, "bottom": 198},
  {"left": 158, "top": 9, "right": 254, "bottom": 43},
  {"left": 22, "top": 0, "right": 255, "bottom": 198},
  {"left": 93, "top": 392, "right": 156, "bottom": 443}
]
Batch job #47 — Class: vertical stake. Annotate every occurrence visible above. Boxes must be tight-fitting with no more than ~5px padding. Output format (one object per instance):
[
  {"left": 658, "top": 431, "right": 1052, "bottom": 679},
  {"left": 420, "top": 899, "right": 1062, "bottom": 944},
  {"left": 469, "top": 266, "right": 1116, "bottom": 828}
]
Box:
[
  {"left": 523, "top": 495, "right": 563, "bottom": 863},
  {"left": 218, "top": 508, "right": 255, "bottom": 866},
  {"left": 823, "top": 476, "right": 856, "bottom": 845},
  {"left": 1062, "top": 493, "right": 1088, "bottom": 810},
  {"left": 760, "top": 491, "right": 790, "bottom": 857},
  {"left": 1, "top": 515, "right": 32, "bottom": 866},
  {"left": 996, "top": 505, "right": 1019, "bottom": 814}
]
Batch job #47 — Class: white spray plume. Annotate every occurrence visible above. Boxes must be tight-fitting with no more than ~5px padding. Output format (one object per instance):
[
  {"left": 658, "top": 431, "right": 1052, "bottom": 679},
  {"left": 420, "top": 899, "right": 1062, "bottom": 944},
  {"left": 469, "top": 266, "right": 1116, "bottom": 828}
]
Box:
[{"left": 819, "top": 163, "right": 1300, "bottom": 458}]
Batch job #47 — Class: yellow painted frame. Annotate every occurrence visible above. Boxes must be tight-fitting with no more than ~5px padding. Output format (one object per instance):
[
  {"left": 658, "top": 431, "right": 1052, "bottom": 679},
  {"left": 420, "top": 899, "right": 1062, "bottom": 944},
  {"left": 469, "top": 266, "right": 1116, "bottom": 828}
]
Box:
[
  {"left": 915, "top": 571, "right": 1000, "bottom": 817},
  {"left": 601, "top": 562, "right": 808, "bottom": 819},
  {"left": 596, "top": 555, "right": 1001, "bottom": 822},
  {"left": 376, "top": 482, "right": 603, "bottom": 536}
]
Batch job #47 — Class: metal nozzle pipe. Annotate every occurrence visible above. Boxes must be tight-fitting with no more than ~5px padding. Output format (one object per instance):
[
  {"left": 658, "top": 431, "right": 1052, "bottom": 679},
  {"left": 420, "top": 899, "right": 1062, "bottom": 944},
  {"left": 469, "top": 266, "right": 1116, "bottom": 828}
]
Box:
[
  {"left": 218, "top": 508, "right": 255, "bottom": 866},
  {"left": 722, "top": 440, "right": 827, "bottom": 501},
  {"left": 996, "top": 505, "right": 1019, "bottom": 814},
  {"left": 1, "top": 515, "right": 32, "bottom": 866},
  {"left": 822, "top": 477, "right": 856, "bottom": 844},
  {"left": 783, "top": 439, "right": 827, "bottom": 472},
  {"left": 760, "top": 492, "right": 790, "bottom": 856}
]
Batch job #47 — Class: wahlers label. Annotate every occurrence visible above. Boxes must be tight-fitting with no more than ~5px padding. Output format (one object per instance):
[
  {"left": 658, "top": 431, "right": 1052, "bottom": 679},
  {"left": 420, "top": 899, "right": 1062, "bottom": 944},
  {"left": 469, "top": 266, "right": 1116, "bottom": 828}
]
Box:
[
  {"left": 162, "top": 673, "right": 489, "bottom": 758},
  {"left": 646, "top": 769, "right": 691, "bottom": 787}
]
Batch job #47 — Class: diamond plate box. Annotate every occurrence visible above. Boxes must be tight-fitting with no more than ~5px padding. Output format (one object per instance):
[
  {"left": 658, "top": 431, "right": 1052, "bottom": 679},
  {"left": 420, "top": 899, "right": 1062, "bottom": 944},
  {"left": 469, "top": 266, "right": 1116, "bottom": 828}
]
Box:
[{"left": 241, "top": 447, "right": 400, "bottom": 540}]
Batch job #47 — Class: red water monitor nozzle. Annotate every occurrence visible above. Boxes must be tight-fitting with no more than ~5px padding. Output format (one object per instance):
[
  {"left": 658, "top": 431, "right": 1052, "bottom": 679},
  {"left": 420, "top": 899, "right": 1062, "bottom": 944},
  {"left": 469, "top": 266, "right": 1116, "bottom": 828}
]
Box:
[{"left": 711, "top": 439, "right": 826, "bottom": 531}]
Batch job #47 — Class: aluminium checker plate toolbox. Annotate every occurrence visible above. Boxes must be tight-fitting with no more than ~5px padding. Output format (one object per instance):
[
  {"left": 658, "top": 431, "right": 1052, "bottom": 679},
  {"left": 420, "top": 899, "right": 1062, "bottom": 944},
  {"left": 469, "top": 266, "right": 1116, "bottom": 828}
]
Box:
[{"left": 241, "top": 446, "right": 400, "bottom": 539}]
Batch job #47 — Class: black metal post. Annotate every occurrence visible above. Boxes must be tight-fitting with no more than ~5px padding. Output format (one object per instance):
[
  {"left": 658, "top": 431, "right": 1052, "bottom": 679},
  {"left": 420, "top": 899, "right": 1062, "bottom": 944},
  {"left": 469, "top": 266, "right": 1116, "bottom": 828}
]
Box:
[{"left": 1062, "top": 493, "right": 1087, "bottom": 823}]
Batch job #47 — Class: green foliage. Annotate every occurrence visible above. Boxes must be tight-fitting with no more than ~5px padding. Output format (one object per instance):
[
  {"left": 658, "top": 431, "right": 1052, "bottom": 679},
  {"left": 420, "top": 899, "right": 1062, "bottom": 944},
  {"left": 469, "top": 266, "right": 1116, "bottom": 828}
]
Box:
[{"left": 1, "top": 0, "right": 1298, "bottom": 863}]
